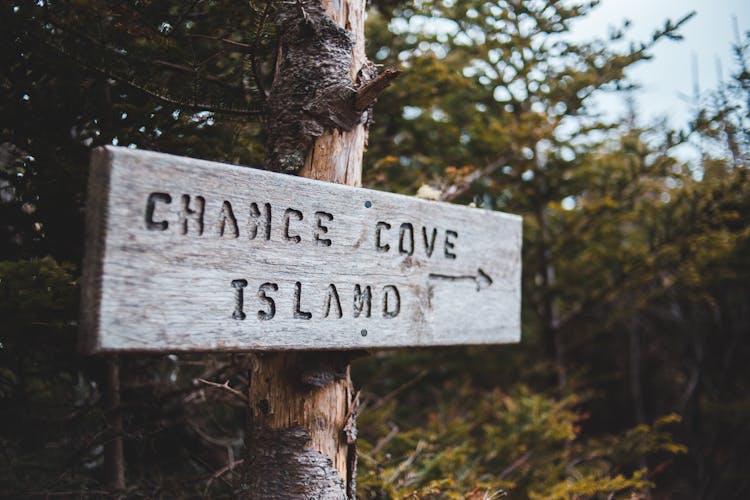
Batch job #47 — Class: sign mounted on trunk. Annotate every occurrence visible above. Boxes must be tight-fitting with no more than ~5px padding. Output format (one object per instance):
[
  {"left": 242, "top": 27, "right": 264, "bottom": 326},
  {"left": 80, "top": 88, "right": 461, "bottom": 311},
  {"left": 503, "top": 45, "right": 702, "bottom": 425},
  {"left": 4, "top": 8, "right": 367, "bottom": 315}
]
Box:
[{"left": 80, "top": 147, "right": 521, "bottom": 352}]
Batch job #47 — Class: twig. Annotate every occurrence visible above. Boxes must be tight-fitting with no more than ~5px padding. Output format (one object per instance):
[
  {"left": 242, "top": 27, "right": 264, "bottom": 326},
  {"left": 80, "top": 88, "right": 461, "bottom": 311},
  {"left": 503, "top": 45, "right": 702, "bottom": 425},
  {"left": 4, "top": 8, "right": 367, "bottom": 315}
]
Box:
[
  {"left": 25, "top": 490, "right": 111, "bottom": 497},
  {"left": 368, "top": 369, "right": 428, "bottom": 411},
  {"left": 440, "top": 156, "right": 509, "bottom": 202},
  {"left": 498, "top": 451, "right": 531, "bottom": 479},
  {"left": 355, "top": 68, "right": 402, "bottom": 112},
  {"left": 188, "top": 421, "right": 238, "bottom": 449},
  {"left": 296, "top": 0, "right": 311, "bottom": 24},
  {"left": 204, "top": 459, "right": 245, "bottom": 495},
  {"left": 197, "top": 378, "right": 248, "bottom": 403},
  {"left": 388, "top": 439, "right": 426, "bottom": 483},
  {"left": 371, "top": 422, "right": 399, "bottom": 455},
  {"left": 188, "top": 33, "right": 252, "bottom": 49}
]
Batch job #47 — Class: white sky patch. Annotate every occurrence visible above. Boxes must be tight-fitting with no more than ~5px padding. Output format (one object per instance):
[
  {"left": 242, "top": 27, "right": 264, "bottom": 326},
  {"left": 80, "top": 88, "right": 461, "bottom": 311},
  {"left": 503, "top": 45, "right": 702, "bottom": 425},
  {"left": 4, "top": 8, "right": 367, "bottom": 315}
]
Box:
[
  {"left": 562, "top": 196, "right": 577, "bottom": 210},
  {"left": 567, "top": 0, "right": 749, "bottom": 132}
]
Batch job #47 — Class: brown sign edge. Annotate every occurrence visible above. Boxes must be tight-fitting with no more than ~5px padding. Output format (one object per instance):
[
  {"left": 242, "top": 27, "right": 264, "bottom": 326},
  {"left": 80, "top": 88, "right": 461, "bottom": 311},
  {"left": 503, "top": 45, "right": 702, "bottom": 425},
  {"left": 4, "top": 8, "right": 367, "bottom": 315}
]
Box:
[{"left": 79, "top": 147, "right": 112, "bottom": 354}]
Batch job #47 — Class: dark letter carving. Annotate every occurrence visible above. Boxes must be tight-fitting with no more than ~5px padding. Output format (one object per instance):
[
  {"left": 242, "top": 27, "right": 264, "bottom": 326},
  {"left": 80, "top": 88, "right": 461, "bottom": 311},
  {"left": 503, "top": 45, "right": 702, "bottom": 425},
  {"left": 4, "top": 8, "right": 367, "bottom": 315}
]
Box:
[
  {"left": 375, "top": 222, "right": 391, "bottom": 252},
  {"left": 179, "top": 194, "right": 205, "bottom": 235},
  {"left": 284, "top": 208, "right": 303, "bottom": 243},
  {"left": 231, "top": 279, "right": 248, "bottom": 320},
  {"left": 248, "top": 202, "right": 272, "bottom": 240},
  {"left": 314, "top": 211, "right": 333, "bottom": 247},
  {"left": 444, "top": 230, "right": 458, "bottom": 259},
  {"left": 145, "top": 192, "right": 171, "bottom": 231},
  {"left": 258, "top": 282, "right": 278, "bottom": 321},
  {"left": 294, "top": 281, "right": 312, "bottom": 320},
  {"left": 322, "top": 284, "right": 342, "bottom": 319},
  {"left": 217, "top": 200, "right": 239, "bottom": 238},
  {"left": 382, "top": 285, "right": 401, "bottom": 318},
  {"left": 399, "top": 223, "right": 414, "bottom": 256},
  {"left": 353, "top": 285, "right": 372, "bottom": 318},
  {"left": 422, "top": 226, "right": 437, "bottom": 257}
]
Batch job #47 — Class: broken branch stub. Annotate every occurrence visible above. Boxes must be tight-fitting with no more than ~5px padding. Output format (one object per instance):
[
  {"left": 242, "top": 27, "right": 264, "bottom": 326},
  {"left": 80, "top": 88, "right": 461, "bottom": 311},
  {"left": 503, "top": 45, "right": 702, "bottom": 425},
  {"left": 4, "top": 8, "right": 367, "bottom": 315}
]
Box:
[
  {"left": 265, "top": 1, "right": 399, "bottom": 173},
  {"left": 266, "top": 1, "right": 360, "bottom": 173},
  {"left": 355, "top": 67, "right": 402, "bottom": 112}
]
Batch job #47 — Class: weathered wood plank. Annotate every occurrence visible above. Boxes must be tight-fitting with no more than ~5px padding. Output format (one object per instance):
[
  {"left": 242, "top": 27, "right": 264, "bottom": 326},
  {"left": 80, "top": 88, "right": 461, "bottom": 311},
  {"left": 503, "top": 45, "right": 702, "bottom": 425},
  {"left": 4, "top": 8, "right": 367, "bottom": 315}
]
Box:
[{"left": 80, "top": 146, "right": 522, "bottom": 352}]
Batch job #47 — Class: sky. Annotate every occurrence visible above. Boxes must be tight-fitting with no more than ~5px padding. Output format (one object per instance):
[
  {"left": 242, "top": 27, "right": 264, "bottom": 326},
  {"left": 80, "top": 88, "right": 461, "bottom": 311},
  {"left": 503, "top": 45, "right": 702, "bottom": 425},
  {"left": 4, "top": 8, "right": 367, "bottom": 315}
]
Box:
[{"left": 569, "top": 0, "right": 749, "bottom": 131}]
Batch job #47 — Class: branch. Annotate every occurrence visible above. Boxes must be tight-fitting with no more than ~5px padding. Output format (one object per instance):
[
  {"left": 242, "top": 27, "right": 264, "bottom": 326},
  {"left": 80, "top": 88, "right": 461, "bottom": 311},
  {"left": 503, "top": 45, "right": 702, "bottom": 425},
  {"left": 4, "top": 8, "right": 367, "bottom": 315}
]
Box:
[
  {"left": 342, "top": 389, "right": 361, "bottom": 445},
  {"left": 440, "top": 156, "right": 509, "bottom": 202},
  {"left": 32, "top": 19, "right": 264, "bottom": 116},
  {"left": 251, "top": 1, "right": 273, "bottom": 97},
  {"left": 371, "top": 422, "right": 399, "bottom": 455},
  {"left": 355, "top": 68, "right": 402, "bottom": 112},
  {"left": 151, "top": 59, "right": 238, "bottom": 89},
  {"left": 188, "top": 33, "right": 251, "bottom": 49},
  {"left": 197, "top": 378, "right": 248, "bottom": 403},
  {"left": 204, "top": 459, "right": 244, "bottom": 495},
  {"left": 498, "top": 451, "right": 531, "bottom": 479},
  {"left": 387, "top": 439, "right": 427, "bottom": 483},
  {"left": 367, "top": 369, "right": 428, "bottom": 411}
]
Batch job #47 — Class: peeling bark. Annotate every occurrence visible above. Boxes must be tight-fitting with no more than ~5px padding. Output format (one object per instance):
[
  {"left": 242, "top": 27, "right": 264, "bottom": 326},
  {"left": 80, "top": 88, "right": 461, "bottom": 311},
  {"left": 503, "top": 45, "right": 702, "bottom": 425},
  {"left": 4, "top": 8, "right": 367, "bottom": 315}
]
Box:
[
  {"left": 241, "top": 353, "right": 355, "bottom": 499},
  {"left": 266, "top": 1, "right": 362, "bottom": 173},
  {"left": 240, "top": 425, "right": 347, "bottom": 499},
  {"left": 244, "top": 2, "right": 372, "bottom": 497},
  {"left": 265, "top": 1, "right": 399, "bottom": 174}
]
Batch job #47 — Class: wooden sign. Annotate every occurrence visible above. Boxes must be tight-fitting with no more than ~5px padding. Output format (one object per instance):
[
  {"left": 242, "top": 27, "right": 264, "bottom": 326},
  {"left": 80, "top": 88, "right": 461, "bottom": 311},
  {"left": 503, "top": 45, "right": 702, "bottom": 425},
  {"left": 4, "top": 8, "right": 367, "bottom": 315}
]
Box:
[{"left": 80, "top": 147, "right": 522, "bottom": 352}]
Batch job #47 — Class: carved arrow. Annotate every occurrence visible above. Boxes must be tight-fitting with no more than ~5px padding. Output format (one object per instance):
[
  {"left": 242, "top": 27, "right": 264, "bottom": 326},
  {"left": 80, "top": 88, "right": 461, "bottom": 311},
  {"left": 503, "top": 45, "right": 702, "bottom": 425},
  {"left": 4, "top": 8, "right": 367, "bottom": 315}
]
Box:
[{"left": 428, "top": 268, "right": 494, "bottom": 292}]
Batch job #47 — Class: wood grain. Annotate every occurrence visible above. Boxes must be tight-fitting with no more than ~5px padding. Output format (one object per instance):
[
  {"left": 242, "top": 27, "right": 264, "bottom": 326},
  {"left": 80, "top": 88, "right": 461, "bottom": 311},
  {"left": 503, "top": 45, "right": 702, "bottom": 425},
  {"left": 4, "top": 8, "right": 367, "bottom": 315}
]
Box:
[
  {"left": 79, "top": 146, "right": 522, "bottom": 353},
  {"left": 245, "top": 2, "right": 368, "bottom": 495}
]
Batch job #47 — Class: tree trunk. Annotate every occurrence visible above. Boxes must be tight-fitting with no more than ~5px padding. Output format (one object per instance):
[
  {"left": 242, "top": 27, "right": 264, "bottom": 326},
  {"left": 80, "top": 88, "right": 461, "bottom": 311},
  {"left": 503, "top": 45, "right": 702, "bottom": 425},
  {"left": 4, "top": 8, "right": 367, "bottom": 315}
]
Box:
[
  {"left": 104, "top": 355, "right": 125, "bottom": 492},
  {"left": 240, "top": 1, "right": 366, "bottom": 498},
  {"left": 298, "top": 2, "right": 367, "bottom": 184},
  {"left": 536, "top": 202, "right": 565, "bottom": 390}
]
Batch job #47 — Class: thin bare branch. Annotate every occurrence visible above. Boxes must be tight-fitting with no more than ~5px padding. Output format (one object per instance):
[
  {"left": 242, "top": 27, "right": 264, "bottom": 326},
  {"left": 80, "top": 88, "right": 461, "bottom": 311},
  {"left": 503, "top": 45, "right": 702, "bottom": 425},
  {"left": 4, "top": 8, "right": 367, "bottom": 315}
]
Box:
[
  {"left": 367, "top": 369, "right": 428, "bottom": 411},
  {"left": 371, "top": 422, "right": 399, "bottom": 455},
  {"left": 387, "top": 439, "right": 427, "bottom": 483},
  {"left": 197, "top": 378, "right": 248, "bottom": 403},
  {"left": 204, "top": 459, "right": 244, "bottom": 495},
  {"left": 440, "top": 156, "right": 509, "bottom": 202},
  {"left": 188, "top": 33, "right": 252, "bottom": 49}
]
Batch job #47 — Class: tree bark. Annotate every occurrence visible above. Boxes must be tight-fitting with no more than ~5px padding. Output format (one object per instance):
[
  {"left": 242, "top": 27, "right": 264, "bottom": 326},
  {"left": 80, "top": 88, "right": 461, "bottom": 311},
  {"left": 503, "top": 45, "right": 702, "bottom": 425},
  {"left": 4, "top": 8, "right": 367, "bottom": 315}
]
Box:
[
  {"left": 240, "top": 1, "right": 366, "bottom": 498},
  {"left": 298, "top": 0, "right": 367, "bottom": 184}
]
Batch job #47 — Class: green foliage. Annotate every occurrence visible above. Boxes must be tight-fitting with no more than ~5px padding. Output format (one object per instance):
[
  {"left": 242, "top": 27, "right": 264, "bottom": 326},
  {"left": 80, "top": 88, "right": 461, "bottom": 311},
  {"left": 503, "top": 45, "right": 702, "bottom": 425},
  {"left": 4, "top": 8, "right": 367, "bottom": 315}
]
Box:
[
  {"left": 0, "top": 257, "right": 94, "bottom": 492},
  {"left": 356, "top": 377, "right": 684, "bottom": 498},
  {"left": 358, "top": 2, "right": 749, "bottom": 498}
]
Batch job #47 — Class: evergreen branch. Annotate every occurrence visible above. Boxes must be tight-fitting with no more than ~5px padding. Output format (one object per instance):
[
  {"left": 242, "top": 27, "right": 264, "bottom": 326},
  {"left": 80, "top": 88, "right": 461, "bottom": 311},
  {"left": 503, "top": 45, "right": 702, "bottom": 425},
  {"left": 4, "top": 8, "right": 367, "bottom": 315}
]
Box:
[
  {"left": 33, "top": 28, "right": 265, "bottom": 117},
  {"left": 188, "top": 33, "right": 251, "bottom": 50},
  {"left": 170, "top": 0, "right": 204, "bottom": 37},
  {"left": 150, "top": 59, "right": 239, "bottom": 90}
]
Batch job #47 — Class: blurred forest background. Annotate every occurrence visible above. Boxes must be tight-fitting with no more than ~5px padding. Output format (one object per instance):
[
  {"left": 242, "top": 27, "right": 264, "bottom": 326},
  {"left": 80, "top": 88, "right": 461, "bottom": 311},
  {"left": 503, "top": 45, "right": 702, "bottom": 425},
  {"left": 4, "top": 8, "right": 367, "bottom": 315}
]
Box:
[{"left": 1, "top": 0, "right": 749, "bottom": 498}]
